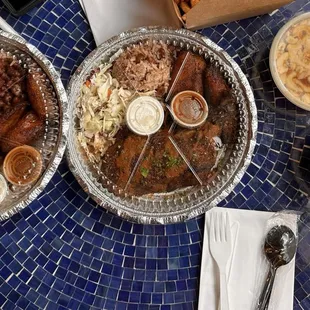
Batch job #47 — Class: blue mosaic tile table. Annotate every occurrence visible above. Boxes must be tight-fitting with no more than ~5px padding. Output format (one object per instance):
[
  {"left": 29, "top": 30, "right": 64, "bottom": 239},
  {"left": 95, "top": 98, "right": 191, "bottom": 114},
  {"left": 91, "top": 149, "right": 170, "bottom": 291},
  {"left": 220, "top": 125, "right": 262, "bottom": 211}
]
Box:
[{"left": 0, "top": 0, "right": 309, "bottom": 309}]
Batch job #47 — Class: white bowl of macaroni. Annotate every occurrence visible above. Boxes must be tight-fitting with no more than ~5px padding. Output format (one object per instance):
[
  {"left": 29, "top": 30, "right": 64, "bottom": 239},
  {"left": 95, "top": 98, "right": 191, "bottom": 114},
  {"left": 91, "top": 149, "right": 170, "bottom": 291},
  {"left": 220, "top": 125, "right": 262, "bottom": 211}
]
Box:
[{"left": 270, "top": 12, "right": 310, "bottom": 111}]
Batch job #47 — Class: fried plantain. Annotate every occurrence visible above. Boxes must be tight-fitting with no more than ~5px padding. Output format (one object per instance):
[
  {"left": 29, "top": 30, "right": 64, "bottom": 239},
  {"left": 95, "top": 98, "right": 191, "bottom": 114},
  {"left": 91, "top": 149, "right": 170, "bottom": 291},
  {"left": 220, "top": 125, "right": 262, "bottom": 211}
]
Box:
[
  {"left": 1, "top": 111, "right": 45, "bottom": 153},
  {"left": 27, "top": 73, "right": 46, "bottom": 119},
  {"left": 0, "top": 102, "right": 27, "bottom": 139}
]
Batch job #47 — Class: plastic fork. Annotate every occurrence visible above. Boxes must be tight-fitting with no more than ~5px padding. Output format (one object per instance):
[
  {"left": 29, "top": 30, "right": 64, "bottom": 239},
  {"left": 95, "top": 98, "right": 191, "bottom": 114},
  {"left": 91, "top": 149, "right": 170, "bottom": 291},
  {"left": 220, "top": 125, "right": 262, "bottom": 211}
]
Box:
[{"left": 209, "top": 211, "right": 232, "bottom": 310}]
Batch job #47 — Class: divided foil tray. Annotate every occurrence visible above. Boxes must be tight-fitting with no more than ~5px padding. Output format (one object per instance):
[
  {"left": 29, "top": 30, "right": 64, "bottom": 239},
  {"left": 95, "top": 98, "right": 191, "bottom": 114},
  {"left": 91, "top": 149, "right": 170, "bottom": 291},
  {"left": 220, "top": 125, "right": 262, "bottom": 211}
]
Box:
[
  {"left": 0, "top": 31, "right": 68, "bottom": 220},
  {"left": 67, "top": 27, "right": 257, "bottom": 224}
]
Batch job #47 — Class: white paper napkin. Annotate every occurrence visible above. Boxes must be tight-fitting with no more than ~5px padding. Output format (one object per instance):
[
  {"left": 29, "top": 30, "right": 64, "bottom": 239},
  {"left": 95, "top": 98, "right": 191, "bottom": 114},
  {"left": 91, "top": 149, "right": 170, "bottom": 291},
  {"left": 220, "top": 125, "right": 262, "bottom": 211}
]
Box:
[
  {"left": 79, "top": 0, "right": 86, "bottom": 17},
  {"left": 79, "top": 0, "right": 180, "bottom": 46},
  {"left": 199, "top": 208, "right": 297, "bottom": 310}
]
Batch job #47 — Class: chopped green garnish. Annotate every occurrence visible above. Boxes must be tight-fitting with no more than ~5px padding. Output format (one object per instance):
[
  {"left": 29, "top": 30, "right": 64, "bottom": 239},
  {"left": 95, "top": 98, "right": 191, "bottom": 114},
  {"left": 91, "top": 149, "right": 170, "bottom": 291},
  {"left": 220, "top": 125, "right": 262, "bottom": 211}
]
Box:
[
  {"left": 166, "top": 155, "right": 182, "bottom": 168},
  {"left": 141, "top": 167, "right": 149, "bottom": 178}
]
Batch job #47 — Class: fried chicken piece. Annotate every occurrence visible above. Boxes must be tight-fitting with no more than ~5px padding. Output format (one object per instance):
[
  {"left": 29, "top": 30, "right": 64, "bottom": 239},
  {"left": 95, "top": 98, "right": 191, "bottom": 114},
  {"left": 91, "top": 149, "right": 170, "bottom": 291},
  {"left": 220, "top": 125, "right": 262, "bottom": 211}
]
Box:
[
  {"left": 204, "top": 63, "right": 231, "bottom": 106},
  {"left": 168, "top": 51, "right": 206, "bottom": 99},
  {"left": 1, "top": 111, "right": 45, "bottom": 153},
  {"left": 27, "top": 73, "right": 46, "bottom": 119},
  {"left": 0, "top": 102, "right": 27, "bottom": 138}
]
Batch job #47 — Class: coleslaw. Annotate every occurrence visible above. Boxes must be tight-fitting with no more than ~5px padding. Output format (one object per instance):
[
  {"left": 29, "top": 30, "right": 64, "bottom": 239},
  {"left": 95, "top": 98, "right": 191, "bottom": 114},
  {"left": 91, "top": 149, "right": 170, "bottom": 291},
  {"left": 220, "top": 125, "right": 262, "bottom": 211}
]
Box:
[{"left": 77, "top": 64, "right": 136, "bottom": 163}]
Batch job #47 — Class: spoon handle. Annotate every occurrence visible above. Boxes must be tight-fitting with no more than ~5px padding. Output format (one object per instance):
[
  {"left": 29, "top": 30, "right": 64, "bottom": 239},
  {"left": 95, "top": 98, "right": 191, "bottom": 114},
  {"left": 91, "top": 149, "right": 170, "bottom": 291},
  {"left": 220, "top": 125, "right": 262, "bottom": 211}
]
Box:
[
  {"left": 257, "top": 266, "right": 276, "bottom": 310},
  {"left": 263, "top": 272, "right": 276, "bottom": 310}
]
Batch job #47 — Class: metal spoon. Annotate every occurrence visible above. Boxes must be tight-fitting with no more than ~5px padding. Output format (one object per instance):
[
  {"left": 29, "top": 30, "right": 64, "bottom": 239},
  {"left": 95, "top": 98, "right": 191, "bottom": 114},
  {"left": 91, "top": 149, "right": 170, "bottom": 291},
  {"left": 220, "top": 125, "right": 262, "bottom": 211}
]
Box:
[{"left": 257, "top": 225, "right": 297, "bottom": 310}]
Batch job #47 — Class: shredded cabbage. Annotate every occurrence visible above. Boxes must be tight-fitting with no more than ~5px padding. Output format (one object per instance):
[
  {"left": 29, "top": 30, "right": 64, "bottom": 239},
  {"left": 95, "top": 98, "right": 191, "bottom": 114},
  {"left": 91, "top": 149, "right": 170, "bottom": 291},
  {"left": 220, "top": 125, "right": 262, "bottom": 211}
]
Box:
[{"left": 77, "top": 64, "right": 136, "bottom": 162}]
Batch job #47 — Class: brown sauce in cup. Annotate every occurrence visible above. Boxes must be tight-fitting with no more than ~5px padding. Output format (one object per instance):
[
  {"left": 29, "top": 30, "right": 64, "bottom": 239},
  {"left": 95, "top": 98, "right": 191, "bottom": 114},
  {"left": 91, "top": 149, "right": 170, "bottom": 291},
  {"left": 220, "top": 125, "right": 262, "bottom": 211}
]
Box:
[
  {"left": 3, "top": 145, "right": 43, "bottom": 186},
  {"left": 171, "top": 91, "right": 208, "bottom": 128}
]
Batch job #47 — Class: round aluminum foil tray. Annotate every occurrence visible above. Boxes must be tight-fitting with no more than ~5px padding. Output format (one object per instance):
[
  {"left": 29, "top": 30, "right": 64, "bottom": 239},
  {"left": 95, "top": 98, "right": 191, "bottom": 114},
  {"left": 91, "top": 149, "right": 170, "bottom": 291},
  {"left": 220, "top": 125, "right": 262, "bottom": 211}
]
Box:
[
  {"left": 67, "top": 27, "right": 257, "bottom": 224},
  {"left": 0, "top": 31, "right": 68, "bottom": 220}
]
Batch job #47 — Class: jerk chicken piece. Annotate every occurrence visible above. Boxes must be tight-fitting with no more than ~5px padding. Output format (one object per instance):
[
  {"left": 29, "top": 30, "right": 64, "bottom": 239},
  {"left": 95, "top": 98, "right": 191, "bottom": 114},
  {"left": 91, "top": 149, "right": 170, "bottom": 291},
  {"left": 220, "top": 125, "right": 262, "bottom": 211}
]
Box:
[
  {"left": 208, "top": 97, "right": 238, "bottom": 145},
  {"left": 173, "top": 121, "right": 222, "bottom": 185},
  {"left": 127, "top": 129, "right": 198, "bottom": 196},
  {"left": 168, "top": 51, "right": 206, "bottom": 98},
  {"left": 204, "top": 63, "right": 238, "bottom": 145},
  {"left": 101, "top": 127, "right": 148, "bottom": 190},
  {"left": 27, "top": 72, "right": 47, "bottom": 120},
  {"left": 101, "top": 126, "right": 198, "bottom": 196},
  {"left": 1, "top": 111, "right": 45, "bottom": 153},
  {"left": 0, "top": 101, "right": 27, "bottom": 139},
  {"left": 101, "top": 111, "right": 175, "bottom": 193},
  {"left": 204, "top": 63, "right": 231, "bottom": 106}
]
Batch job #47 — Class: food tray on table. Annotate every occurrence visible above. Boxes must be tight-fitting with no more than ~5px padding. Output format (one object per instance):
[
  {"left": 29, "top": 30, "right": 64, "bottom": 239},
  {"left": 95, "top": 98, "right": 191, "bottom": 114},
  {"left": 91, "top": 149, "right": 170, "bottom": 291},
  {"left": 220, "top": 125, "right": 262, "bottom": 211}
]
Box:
[
  {"left": 67, "top": 27, "right": 257, "bottom": 224},
  {"left": 0, "top": 31, "right": 68, "bottom": 220}
]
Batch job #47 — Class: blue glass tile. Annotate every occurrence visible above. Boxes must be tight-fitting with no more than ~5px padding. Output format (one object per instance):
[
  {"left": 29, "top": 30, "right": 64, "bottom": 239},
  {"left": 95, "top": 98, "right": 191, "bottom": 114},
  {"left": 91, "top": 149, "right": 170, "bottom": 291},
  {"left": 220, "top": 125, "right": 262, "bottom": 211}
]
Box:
[
  {"left": 134, "top": 270, "right": 145, "bottom": 281},
  {"left": 152, "top": 293, "right": 162, "bottom": 304},
  {"left": 124, "top": 258, "right": 134, "bottom": 269},
  {"left": 0, "top": 2, "right": 308, "bottom": 309},
  {"left": 158, "top": 260, "right": 168, "bottom": 270},
  {"left": 145, "top": 271, "right": 156, "bottom": 282},
  {"left": 92, "top": 222, "right": 104, "bottom": 234},
  {"left": 141, "top": 293, "right": 151, "bottom": 304},
  {"left": 119, "top": 291, "right": 130, "bottom": 302},
  {"left": 242, "top": 185, "right": 255, "bottom": 199},
  {"left": 132, "top": 281, "right": 143, "bottom": 292}
]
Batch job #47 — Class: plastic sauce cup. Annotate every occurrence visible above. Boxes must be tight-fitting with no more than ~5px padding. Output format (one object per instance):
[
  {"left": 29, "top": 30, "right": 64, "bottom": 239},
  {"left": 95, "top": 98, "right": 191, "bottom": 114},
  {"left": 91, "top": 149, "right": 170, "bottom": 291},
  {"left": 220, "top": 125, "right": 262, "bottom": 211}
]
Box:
[
  {"left": 0, "top": 174, "right": 7, "bottom": 203},
  {"left": 3, "top": 145, "right": 43, "bottom": 186},
  {"left": 126, "top": 96, "right": 165, "bottom": 136},
  {"left": 171, "top": 91, "right": 208, "bottom": 128}
]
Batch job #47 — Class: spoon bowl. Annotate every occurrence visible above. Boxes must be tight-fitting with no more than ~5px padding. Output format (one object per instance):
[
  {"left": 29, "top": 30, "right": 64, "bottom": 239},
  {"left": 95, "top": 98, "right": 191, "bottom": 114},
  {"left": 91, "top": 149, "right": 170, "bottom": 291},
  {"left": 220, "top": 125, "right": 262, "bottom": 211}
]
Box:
[
  {"left": 257, "top": 225, "right": 297, "bottom": 310},
  {"left": 264, "top": 225, "right": 297, "bottom": 268}
]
